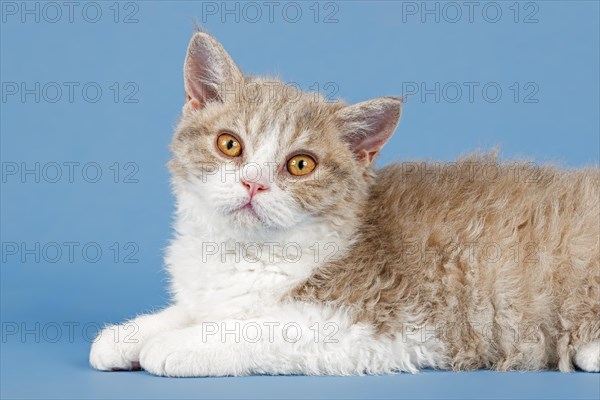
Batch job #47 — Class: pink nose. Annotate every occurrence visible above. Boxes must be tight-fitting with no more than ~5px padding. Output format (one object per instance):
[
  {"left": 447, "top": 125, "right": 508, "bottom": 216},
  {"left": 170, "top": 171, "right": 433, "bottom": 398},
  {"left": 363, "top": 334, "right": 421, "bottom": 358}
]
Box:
[{"left": 241, "top": 179, "right": 268, "bottom": 198}]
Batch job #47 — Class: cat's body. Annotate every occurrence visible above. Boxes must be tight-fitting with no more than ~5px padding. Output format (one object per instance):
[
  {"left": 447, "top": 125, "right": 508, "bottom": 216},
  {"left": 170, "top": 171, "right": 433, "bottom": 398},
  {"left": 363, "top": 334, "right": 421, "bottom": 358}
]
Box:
[
  {"left": 90, "top": 32, "right": 600, "bottom": 376},
  {"left": 294, "top": 157, "right": 600, "bottom": 372}
]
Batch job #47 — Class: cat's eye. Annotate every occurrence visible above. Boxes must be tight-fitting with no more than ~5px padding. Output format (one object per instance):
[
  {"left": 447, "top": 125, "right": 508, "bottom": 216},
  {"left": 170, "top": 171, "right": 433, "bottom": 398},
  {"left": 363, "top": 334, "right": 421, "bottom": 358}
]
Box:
[
  {"left": 287, "top": 154, "right": 317, "bottom": 176},
  {"left": 217, "top": 133, "right": 242, "bottom": 157}
]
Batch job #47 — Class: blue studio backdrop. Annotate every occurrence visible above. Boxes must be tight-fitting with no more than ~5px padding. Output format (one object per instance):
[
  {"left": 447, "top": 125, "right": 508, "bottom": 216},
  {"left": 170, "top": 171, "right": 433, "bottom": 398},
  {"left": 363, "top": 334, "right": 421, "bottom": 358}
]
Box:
[{"left": 1, "top": 1, "right": 599, "bottom": 399}]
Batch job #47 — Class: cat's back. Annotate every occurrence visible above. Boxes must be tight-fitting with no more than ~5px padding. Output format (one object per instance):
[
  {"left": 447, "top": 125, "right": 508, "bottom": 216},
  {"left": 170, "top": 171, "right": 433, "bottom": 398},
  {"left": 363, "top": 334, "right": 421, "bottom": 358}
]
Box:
[
  {"left": 373, "top": 154, "right": 599, "bottom": 232},
  {"left": 370, "top": 153, "right": 600, "bottom": 293},
  {"left": 367, "top": 155, "right": 600, "bottom": 248}
]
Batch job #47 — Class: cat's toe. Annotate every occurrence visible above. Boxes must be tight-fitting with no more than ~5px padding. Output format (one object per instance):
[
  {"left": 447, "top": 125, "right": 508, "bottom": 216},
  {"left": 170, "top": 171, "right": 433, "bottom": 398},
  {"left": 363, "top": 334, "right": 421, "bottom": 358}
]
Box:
[
  {"left": 89, "top": 327, "right": 137, "bottom": 371},
  {"left": 574, "top": 341, "right": 600, "bottom": 372},
  {"left": 138, "top": 336, "right": 170, "bottom": 376},
  {"left": 139, "top": 335, "right": 204, "bottom": 377},
  {"left": 110, "top": 361, "right": 142, "bottom": 371}
]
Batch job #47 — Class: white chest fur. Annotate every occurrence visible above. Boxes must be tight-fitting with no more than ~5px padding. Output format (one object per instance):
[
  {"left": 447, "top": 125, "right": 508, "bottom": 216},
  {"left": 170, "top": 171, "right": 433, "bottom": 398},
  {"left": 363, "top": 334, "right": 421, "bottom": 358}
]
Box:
[{"left": 166, "top": 189, "right": 347, "bottom": 322}]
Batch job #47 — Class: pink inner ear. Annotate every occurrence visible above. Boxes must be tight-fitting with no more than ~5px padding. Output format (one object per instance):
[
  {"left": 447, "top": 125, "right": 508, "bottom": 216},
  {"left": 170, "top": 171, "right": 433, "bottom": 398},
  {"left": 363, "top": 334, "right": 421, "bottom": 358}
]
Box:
[
  {"left": 188, "top": 98, "right": 201, "bottom": 110},
  {"left": 338, "top": 97, "right": 402, "bottom": 164},
  {"left": 182, "top": 32, "right": 244, "bottom": 112},
  {"left": 352, "top": 128, "right": 390, "bottom": 153},
  {"left": 357, "top": 149, "right": 380, "bottom": 164},
  {"left": 184, "top": 57, "right": 214, "bottom": 108}
]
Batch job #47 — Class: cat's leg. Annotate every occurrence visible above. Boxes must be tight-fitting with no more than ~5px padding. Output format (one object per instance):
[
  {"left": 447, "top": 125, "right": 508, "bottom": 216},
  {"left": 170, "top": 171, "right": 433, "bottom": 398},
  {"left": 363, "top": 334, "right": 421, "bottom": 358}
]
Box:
[
  {"left": 138, "top": 305, "right": 443, "bottom": 377},
  {"left": 89, "top": 305, "right": 191, "bottom": 371},
  {"left": 138, "top": 320, "right": 383, "bottom": 377},
  {"left": 574, "top": 340, "right": 600, "bottom": 372}
]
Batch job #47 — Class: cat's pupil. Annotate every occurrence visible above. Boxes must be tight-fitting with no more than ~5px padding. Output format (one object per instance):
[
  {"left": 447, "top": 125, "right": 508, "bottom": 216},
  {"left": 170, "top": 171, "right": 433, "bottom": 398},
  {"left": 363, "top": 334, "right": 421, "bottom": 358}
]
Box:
[
  {"left": 227, "top": 140, "right": 235, "bottom": 150},
  {"left": 298, "top": 160, "right": 306, "bottom": 170}
]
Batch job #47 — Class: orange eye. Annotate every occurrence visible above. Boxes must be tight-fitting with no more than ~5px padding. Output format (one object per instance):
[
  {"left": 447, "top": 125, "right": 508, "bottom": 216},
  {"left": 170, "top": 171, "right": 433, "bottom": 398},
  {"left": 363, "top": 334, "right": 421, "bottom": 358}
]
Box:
[
  {"left": 217, "top": 133, "right": 242, "bottom": 157},
  {"left": 287, "top": 154, "right": 317, "bottom": 176}
]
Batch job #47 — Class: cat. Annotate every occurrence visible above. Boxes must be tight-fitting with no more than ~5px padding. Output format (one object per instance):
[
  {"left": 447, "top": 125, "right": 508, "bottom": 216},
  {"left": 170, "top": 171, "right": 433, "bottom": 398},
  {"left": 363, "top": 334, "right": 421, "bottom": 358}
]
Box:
[{"left": 89, "top": 31, "right": 600, "bottom": 376}]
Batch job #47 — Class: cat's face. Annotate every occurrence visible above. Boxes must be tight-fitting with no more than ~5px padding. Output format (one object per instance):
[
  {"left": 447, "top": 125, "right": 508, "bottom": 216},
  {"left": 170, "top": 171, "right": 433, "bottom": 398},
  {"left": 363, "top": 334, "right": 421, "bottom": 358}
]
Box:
[{"left": 169, "top": 32, "right": 402, "bottom": 232}]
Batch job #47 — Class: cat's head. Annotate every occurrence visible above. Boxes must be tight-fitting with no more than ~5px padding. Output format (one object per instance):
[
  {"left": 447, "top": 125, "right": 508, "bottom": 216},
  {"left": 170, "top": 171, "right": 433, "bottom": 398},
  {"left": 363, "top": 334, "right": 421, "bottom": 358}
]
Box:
[{"left": 169, "top": 31, "right": 402, "bottom": 232}]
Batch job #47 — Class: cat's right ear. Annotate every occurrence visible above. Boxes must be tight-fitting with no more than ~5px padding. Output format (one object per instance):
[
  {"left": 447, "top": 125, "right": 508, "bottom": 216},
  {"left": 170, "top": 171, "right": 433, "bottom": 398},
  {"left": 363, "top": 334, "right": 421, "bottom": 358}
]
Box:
[{"left": 183, "top": 32, "right": 243, "bottom": 114}]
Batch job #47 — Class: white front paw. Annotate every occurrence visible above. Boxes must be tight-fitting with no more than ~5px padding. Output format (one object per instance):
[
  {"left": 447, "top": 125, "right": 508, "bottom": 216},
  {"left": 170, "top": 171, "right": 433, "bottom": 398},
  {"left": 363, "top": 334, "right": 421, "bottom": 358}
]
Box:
[
  {"left": 89, "top": 325, "right": 142, "bottom": 371},
  {"left": 139, "top": 332, "right": 205, "bottom": 377}
]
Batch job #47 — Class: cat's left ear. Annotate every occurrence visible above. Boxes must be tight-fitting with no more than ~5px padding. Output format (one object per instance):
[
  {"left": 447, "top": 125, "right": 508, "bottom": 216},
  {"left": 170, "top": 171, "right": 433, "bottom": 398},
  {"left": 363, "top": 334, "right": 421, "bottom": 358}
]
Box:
[
  {"left": 335, "top": 97, "right": 402, "bottom": 166},
  {"left": 183, "top": 31, "right": 244, "bottom": 113}
]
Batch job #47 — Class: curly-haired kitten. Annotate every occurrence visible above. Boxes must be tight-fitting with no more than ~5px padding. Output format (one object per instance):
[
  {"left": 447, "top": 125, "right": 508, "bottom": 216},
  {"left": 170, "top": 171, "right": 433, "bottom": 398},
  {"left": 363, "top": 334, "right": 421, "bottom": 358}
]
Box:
[{"left": 90, "top": 31, "right": 600, "bottom": 376}]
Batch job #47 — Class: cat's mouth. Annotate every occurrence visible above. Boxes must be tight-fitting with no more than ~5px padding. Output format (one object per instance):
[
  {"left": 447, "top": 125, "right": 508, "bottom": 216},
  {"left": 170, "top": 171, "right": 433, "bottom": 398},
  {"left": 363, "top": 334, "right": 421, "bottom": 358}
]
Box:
[
  {"left": 228, "top": 199, "right": 286, "bottom": 230},
  {"left": 234, "top": 201, "right": 262, "bottom": 222}
]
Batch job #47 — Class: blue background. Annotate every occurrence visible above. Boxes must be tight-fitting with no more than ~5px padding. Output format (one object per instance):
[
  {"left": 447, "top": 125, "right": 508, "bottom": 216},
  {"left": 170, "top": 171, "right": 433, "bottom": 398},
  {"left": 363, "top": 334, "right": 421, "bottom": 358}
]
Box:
[{"left": 1, "top": 1, "right": 599, "bottom": 399}]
